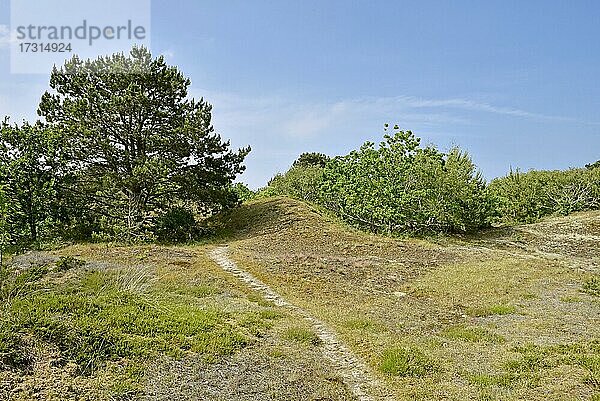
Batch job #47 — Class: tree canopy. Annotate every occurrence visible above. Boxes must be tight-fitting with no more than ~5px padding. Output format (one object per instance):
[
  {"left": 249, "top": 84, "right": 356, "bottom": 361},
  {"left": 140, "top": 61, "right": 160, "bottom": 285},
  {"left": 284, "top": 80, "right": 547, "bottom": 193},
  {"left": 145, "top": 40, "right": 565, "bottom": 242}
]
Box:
[{"left": 36, "top": 47, "right": 250, "bottom": 240}]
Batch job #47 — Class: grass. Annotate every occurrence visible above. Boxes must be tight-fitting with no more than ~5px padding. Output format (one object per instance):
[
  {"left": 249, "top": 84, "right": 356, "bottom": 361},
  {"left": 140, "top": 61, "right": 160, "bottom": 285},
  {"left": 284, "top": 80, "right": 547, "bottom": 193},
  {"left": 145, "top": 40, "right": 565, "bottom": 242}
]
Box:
[
  {"left": 467, "top": 304, "right": 518, "bottom": 317},
  {"left": 283, "top": 327, "right": 322, "bottom": 346},
  {"left": 2, "top": 268, "right": 247, "bottom": 373},
  {"left": 342, "top": 318, "right": 378, "bottom": 331},
  {"left": 583, "top": 276, "right": 600, "bottom": 297},
  {"left": 0, "top": 246, "right": 289, "bottom": 399},
  {"left": 468, "top": 341, "right": 600, "bottom": 391},
  {"left": 378, "top": 347, "right": 437, "bottom": 377},
  {"left": 442, "top": 325, "right": 505, "bottom": 343},
  {"left": 219, "top": 197, "right": 600, "bottom": 400},
  {"left": 3, "top": 198, "right": 600, "bottom": 400}
]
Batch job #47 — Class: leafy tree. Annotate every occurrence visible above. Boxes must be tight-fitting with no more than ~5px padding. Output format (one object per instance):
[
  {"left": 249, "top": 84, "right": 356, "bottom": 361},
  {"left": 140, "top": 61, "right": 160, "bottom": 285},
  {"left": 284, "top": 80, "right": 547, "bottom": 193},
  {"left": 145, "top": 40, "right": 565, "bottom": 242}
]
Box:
[
  {"left": 231, "top": 183, "right": 255, "bottom": 203},
  {"left": 37, "top": 47, "right": 250, "bottom": 239},
  {"left": 262, "top": 165, "right": 325, "bottom": 203},
  {"left": 292, "top": 152, "right": 330, "bottom": 168},
  {"left": 0, "top": 119, "right": 65, "bottom": 244},
  {"left": 586, "top": 160, "right": 600, "bottom": 170},
  {"left": 319, "top": 126, "right": 491, "bottom": 234}
]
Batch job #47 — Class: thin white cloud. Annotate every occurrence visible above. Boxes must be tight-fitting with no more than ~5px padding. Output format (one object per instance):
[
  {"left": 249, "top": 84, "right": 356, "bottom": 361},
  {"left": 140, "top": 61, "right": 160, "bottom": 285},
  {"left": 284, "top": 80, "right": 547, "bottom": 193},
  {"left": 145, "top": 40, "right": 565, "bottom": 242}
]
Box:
[
  {"left": 389, "top": 95, "right": 588, "bottom": 123},
  {"left": 196, "top": 91, "right": 590, "bottom": 141},
  {"left": 197, "top": 90, "right": 477, "bottom": 141},
  {"left": 185, "top": 89, "right": 596, "bottom": 188}
]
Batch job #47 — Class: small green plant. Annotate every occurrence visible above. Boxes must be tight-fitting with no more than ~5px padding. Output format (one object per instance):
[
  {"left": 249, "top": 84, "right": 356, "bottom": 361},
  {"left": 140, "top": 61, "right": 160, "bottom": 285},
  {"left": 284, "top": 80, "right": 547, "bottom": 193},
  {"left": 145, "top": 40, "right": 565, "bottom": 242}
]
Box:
[
  {"left": 55, "top": 256, "right": 85, "bottom": 272},
  {"left": 442, "top": 325, "right": 504, "bottom": 343},
  {"left": 468, "top": 304, "right": 517, "bottom": 317},
  {"left": 379, "top": 347, "right": 437, "bottom": 377},
  {"left": 283, "top": 327, "right": 322, "bottom": 346},
  {"left": 342, "top": 318, "right": 376, "bottom": 330},
  {"left": 0, "top": 264, "right": 49, "bottom": 301},
  {"left": 468, "top": 372, "right": 520, "bottom": 388},
  {"left": 239, "top": 310, "right": 281, "bottom": 337},
  {"left": 560, "top": 296, "right": 582, "bottom": 303},
  {"left": 583, "top": 276, "right": 600, "bottom": 297},
  {"left": 0, "top": 326, "right": 32, "bottom": 370}
]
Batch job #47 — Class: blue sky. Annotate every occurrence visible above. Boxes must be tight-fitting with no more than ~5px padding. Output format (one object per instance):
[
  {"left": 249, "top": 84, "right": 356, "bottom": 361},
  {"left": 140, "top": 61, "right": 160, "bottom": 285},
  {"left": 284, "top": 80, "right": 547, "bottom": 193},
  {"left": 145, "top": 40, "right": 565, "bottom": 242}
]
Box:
[{"left": 1, "top": 0, "right": 599, "bottom": 188}]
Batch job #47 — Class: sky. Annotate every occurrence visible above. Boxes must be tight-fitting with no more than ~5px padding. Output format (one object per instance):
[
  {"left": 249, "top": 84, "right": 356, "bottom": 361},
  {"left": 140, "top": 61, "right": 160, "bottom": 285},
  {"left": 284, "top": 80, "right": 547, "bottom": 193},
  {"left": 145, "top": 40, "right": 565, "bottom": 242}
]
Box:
[{"left": 1, "top": 0, "right": 599, "bottom": 188}]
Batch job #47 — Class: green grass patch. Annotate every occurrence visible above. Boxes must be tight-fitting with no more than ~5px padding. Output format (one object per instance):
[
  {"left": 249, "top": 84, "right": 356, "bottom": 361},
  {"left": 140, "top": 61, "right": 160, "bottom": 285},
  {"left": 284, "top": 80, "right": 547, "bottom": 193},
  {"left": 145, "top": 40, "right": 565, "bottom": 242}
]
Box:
[
  {"left": 467, "top": 304, "right": 517, "bottom": 317},
  {"left": 342, "top": 318, "right": 377, "bottom": 331},
  {"left": 468, "top": 372, "right": 523, "bottom": 388},
  {"left": 560, "top": 296, "right": 582, "bottom": 303},
  {"left": 239, "top": 310, "right": 283, "bottom": 337},
  {"left": 0, "top": 265, "right": 249, "bottom": 375},
  {"left": 442, "top": 325, "right": 505, "bottom": 343},
  {"left": 468, "top": 341, "right": 600, "bottom": 391},
  {"left": 583, "top": 276, "right": 600, "bottom": 297},
  {"left": 378, "top": 347, "right": 437, "bottom": 377},
  {"left": 283, "top": 327, "right": 322, "bottom": 346}
]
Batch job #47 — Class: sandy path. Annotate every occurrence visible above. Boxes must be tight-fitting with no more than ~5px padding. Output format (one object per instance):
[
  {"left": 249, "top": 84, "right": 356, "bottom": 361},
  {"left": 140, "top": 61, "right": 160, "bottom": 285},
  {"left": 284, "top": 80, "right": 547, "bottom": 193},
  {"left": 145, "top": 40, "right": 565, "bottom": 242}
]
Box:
[{"left": 209, "top": 246, "right": 393, "bottom": 401}]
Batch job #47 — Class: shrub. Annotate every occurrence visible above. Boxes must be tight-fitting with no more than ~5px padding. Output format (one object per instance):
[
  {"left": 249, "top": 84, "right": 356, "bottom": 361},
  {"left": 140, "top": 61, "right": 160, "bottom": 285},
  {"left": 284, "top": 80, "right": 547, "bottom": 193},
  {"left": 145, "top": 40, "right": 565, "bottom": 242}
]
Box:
[
  {"left": 489, "top": 168, "right": 600, "bottom": 224},
  {"left": 283, "top": 327, "right": 322, "bottom": 346},
  {"left": 583, "top": 276, "right": 600, "bottom": 297},
  {"left": 231, "top": 183, "right": 255, "bottom": 203},
  {"left": 154, "top": 207, "right": 198, "bottom": 243},
  {"left": 261, "top": 165, "right": 325, "bottom": 203},
  {"left": 55, "top": 256, "right": 85, "bottom": 272},
  {"left": 319, "top": 127, "right": 492, "bottom": 234},
  {"left": 0, "top": 325, "right": 31, "bottom": 370}
]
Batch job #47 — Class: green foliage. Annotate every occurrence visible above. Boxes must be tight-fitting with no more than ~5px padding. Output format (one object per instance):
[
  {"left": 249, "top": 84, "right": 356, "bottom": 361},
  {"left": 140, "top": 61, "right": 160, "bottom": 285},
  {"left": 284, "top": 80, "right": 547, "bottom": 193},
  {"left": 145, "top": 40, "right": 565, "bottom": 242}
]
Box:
[
  {"left": 0, "top": 262, "right": 49, "bottom": 302},
  {"left": 0, "top": 186, "right": 8, "bottom": 265},
  {"left": 586, "top": 160, "right": 600, "bottom": 170},
  {"left": 489, "top": 168, "right": 600, "bottom": 224},
  {"left": 0, "top": 265, "right": 248, "bottom": 375},
  {"left": 283, "top": 327, "right": 322, "bottom": 346},
  {"left": 0, "top": 325, "right": 31, "bottom": 370},
  {"left": 231, "top": 183, "right": 255, "bottom": 203},
  {"left": 0, "top": 120, "right": 68, "bottom": 245},
  {"left": 379, "top": 347, "right": 437, "bottom": 377},
  {"left": 292, "top": 152, "right": 330, "bottom": 168},
  {"left": 467, "top": 304, "right": 517, "bottom": 317},
  {"left": 153, "top": 207, "right": 199, "bottom": 243},
  {"left": 583, "top": 276, "right": 600, "bottom": 297},
  {"left": 319, "top": 126, "right": 492, "bottom": 234},
  {"left": 55, "top": 256, "right": 85, "bottom": 272},
  {"left": 262, "top": 165, "right": 325, "bottom": 203},
  {"left": 37, "top": 47, "right": 250, "bottom": 240},
  {"left": 442, "top": 325, "right": 505, "bottom": 343}
]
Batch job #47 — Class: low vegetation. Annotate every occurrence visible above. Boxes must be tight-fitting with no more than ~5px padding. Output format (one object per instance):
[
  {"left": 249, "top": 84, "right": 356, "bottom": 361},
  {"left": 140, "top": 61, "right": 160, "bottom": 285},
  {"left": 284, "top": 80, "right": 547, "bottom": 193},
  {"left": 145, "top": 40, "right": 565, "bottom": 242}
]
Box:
[
  {"left": 225, "top": 197, "right": 600, "bottom": 400},
  {"left": 379, "top": 347, "right": 437, "bottom": 377},
  {"left": 0, "top": 247, "right": 326, "bottom": 399},
  {"left": 259, "top": 128, "right": 599, "bottom": 236},
  {"left": 1, "top": 46, "right": 599, "bottom": 400}
]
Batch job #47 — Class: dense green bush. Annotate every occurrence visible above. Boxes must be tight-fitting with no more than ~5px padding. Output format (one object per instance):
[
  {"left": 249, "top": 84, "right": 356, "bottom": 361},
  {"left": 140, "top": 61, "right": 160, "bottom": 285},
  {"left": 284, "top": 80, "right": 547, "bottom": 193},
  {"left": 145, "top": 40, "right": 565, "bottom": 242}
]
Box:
[
  {"left": 231, "top": 183, "right": 255, "bottom": 203},
  {"left": 489, "top": 168, "right": 600, "bottom": 224},
  {"left": 319, "top": 127, "right": 492, "bottom": 234},
  {"left": 153, "top": 207, "right": 199, "bottom": 243},
  {"left": 261, "top": 165, "right": 325, "bottom": 203},
  {"left": 260, "top": 128, "right": 598, "bottom": 234}
]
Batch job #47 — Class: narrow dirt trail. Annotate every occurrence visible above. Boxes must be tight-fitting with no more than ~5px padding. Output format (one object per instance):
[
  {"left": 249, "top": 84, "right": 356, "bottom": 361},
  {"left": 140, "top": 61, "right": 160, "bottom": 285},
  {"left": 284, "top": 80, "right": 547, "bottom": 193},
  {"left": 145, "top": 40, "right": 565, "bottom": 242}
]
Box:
[{"left": 209, "top": 246, "right": 393, "bottom": 401}]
